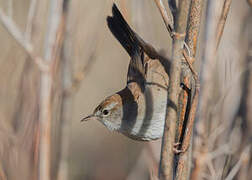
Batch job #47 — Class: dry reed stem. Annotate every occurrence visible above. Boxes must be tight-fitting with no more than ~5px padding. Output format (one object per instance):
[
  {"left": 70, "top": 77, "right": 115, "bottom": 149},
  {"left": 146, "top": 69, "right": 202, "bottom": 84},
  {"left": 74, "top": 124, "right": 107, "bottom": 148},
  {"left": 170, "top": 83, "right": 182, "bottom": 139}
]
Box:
[
  {"left": 0, "top": 8, "right": 49, "bottom": 72},
  {"left": 215, "top": 0, "right": 232, "bottom": 50},
  {"left": 159, "top": 0, "right": 191, "bottom": 179},
  {"left": 192, "top": 0, "right": 222, "bottom": 179},
  {"left": 154, "top": 0, "right": 174, "bottom": 36},
  {"left": 25, "top": 0, "right": 38, "bottom": 41},
  {"left": 39, "top": 0, "right": 64, "bottom": 180},
  {"left": 56, "top": 2, "right": 72, "bottom": 180},
  {"left": 191, "top": 147, "right": 207, "bottom": 180},
  {"left": 185, "top": 0, "right": 204, "bottom": 60},
  {"left": 175, "top": 0, "right": 204, "bottom": 179},
  {"left": 225, "top": 145, "right": 251, "bottom": 180},
  {"left": 175, "top": 50, "right": 200, "bottom": 180},
  {"left": 63, "top": 43, "right": 97, "bottom": 95}
]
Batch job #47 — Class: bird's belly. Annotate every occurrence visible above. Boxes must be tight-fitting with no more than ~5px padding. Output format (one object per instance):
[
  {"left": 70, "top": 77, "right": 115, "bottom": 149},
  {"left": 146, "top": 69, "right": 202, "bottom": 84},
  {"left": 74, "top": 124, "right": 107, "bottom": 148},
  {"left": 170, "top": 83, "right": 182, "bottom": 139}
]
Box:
[
  {"left": 122, "top": 89, "right": 168, "bottom": 141},
  {"left": 122, "top": 63, "right": 169, "bottom": 141}
]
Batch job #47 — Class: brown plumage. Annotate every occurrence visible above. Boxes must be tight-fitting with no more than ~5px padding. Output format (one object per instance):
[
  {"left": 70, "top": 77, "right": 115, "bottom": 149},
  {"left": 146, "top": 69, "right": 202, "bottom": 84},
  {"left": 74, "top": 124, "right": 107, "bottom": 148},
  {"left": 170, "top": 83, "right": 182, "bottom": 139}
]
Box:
[{"left": 82, "top": 4, "right": 171, "bottom": 141}]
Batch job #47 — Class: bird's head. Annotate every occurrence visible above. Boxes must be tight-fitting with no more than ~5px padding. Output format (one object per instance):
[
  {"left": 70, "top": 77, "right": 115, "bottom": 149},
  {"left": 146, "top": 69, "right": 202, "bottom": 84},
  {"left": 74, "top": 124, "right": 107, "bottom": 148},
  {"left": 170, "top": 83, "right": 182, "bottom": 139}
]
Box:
[{"left": 81, "top": 94, "right": 124, "bottom": 131}]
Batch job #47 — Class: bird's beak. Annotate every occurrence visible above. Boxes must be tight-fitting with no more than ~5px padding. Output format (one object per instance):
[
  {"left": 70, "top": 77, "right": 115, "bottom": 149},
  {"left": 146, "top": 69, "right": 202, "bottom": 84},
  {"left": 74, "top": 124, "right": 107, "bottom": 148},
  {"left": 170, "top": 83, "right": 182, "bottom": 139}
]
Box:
[{"left": 81, "top": 114, "right": 95, "bottom": 122}]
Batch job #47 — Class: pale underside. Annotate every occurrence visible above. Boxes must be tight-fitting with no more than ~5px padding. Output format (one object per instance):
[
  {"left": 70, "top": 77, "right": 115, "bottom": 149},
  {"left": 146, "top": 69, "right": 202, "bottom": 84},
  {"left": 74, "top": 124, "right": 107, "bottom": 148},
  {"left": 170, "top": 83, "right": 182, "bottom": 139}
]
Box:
[{"left": 101, "top": 58, "right": 169, "bottom": 141}]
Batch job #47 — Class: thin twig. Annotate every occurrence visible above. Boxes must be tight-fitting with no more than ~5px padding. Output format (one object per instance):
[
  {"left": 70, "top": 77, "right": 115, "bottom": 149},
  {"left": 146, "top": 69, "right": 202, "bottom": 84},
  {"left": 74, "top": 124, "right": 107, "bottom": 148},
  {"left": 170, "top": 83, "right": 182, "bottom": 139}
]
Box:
[
  {"left": 159, "top": 0, "right": 191, "bottom": 179},
  {"left": 215, "top": 0, "right": 232, "bottom": 50},
  {"left": 39, "top": 0, "right": 64, "bottom": 179},
  {"left": 57, "top": 2, "right": 72, "bottom": 180},
  {"left": 0, "top": 8, "right": 49, "bottom": 72},
  {"left": 25, "top": 0, "right": 38, "bottom": 41},
  {"left": 207, "top": 160, "right": 217, "bottom": 178},
  {"left": 0, "top": 8, "right": 32, "bottom": 51},
  {"left": 64, "top": 52, "right": 96, "bottom": 95},
  {"left": 225, "top": 145, "right": 251, "bottom": 180},
  {"left": 182, "top": 50, "right": 199, "bottom": 80},
  {"left": 205, "top": 144, "right": 230, "bottom": 161},
  {"left": 154, "top": 0, "right": 174, "bottom": 37}
]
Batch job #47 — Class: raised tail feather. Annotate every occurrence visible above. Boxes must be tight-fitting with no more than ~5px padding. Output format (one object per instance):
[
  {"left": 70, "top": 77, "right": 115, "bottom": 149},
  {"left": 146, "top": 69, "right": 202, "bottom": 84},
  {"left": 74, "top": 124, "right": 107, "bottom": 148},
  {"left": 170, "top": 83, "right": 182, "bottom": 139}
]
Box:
[
  {"left": 107, "top": 4, "right": 158, "bottom": 59},
  {"left": 107, "top": 4, "right": 139, "bottom": 57}
]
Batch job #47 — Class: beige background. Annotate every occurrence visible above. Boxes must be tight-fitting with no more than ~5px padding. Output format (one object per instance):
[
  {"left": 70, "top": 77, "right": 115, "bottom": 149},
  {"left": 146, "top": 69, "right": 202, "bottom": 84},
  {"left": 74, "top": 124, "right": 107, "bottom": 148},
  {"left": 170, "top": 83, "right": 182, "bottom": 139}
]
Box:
[{"left": 0, "top": 0, "right": 251, "bottom": 179}]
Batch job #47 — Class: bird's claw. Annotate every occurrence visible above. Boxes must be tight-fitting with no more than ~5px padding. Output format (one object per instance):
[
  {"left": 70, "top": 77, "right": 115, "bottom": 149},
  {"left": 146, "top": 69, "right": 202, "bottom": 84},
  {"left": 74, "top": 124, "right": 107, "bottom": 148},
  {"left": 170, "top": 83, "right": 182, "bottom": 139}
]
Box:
[
  {"left": 174, "top": 142, "right": 180, "bottom": 148},
  {"left": 173, "top": 142, "right": 186, "bottom": 154},
  {"left": 173, "top": 147, "right": 186, "bottom": 154}
]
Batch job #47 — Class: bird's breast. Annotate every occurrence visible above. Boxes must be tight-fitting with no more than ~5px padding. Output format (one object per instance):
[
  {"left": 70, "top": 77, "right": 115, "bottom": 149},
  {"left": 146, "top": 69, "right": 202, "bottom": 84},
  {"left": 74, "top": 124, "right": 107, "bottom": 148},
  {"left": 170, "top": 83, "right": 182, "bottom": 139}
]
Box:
[{"left": 121, "top": 84, "right": 168, "bottom": 141}]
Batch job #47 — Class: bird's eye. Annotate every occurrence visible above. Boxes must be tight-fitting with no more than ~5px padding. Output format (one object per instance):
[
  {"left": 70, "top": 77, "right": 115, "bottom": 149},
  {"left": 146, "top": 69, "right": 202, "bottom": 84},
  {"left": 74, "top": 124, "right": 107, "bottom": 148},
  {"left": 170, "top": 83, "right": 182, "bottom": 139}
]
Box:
[{"left": 102, "top": 109, "right": 109, "bottom": 116}]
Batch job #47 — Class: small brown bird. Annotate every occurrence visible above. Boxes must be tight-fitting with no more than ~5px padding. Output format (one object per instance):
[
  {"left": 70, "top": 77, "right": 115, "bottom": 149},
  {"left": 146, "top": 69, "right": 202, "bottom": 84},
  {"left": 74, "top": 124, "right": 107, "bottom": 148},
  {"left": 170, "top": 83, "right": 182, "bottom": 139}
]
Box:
[{"left": 82, "top": 4, "right": 170, "bottom": 141}]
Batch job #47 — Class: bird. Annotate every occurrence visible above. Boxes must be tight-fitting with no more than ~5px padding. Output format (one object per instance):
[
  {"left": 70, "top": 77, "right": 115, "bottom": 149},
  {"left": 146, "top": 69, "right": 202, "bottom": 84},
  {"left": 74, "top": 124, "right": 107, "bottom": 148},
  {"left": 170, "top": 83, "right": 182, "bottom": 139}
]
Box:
[{"left": 82, "top": 4, "right": 171, "bottom": 141}]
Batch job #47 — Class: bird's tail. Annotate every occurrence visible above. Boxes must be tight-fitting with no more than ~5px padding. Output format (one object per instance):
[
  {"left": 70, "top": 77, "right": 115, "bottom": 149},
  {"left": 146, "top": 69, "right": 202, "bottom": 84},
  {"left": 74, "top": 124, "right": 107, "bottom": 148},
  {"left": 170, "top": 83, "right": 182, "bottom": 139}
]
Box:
[
  {"left": 107, "top": 4, "right": 158, "bottom": 58},
  {"left": 107, "top": 4, "right": 139, "bottom": 57}
]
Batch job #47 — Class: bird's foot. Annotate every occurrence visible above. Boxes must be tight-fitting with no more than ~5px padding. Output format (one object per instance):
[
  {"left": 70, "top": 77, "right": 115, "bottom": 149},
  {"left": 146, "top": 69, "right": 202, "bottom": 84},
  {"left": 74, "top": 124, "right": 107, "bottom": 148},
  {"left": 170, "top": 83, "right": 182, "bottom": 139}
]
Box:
[
  {"left": 173, "top": 142, "right": 180, "bottom": 148},
  {"left": 173, "top": 142, "right": 187, "bottom": 154}
]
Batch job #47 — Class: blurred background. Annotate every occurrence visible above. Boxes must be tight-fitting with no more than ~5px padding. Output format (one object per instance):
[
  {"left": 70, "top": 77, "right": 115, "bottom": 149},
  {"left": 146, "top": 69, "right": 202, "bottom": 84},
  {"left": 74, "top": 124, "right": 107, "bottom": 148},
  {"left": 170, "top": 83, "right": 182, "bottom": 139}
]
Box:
[{"left": 0, "top": 0, "right": 251, "bottom": 180}]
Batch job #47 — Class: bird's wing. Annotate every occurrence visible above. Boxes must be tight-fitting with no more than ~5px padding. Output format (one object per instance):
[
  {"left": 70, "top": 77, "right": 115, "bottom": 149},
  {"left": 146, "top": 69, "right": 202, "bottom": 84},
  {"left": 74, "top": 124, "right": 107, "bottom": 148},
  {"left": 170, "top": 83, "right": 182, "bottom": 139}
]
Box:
[{"left": 107, "top": 4, "right": 159, "bottom": 91}]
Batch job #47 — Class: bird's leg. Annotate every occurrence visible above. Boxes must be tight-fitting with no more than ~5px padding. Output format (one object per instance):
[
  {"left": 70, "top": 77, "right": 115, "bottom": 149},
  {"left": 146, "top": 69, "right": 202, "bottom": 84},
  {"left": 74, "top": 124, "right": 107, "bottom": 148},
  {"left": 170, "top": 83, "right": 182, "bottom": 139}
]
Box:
[
  {"left": 180, "top": 82, "right": 190, "bottom": 92},
  {"left": 173, "top": 147, "right": 186, "bottom": 154},
  {"left": 173, "top": 142, "right": 180, "bottom": 147},
  {"left": 173, "top": 142, "right": 185, "bottom": 154},
  {"left": 173, "top": 49, "right": 200, "bottom": 155},
  {"left": 177, "top": 79, "right": 191, "bottom": 152}
]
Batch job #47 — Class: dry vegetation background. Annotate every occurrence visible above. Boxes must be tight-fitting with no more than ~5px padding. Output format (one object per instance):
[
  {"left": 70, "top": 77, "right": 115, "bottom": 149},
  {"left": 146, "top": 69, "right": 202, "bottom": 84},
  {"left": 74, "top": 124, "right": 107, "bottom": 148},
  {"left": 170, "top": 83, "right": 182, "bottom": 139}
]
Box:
[{"left": 0, "top": 0, "right": 251, "bottom": 180}]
